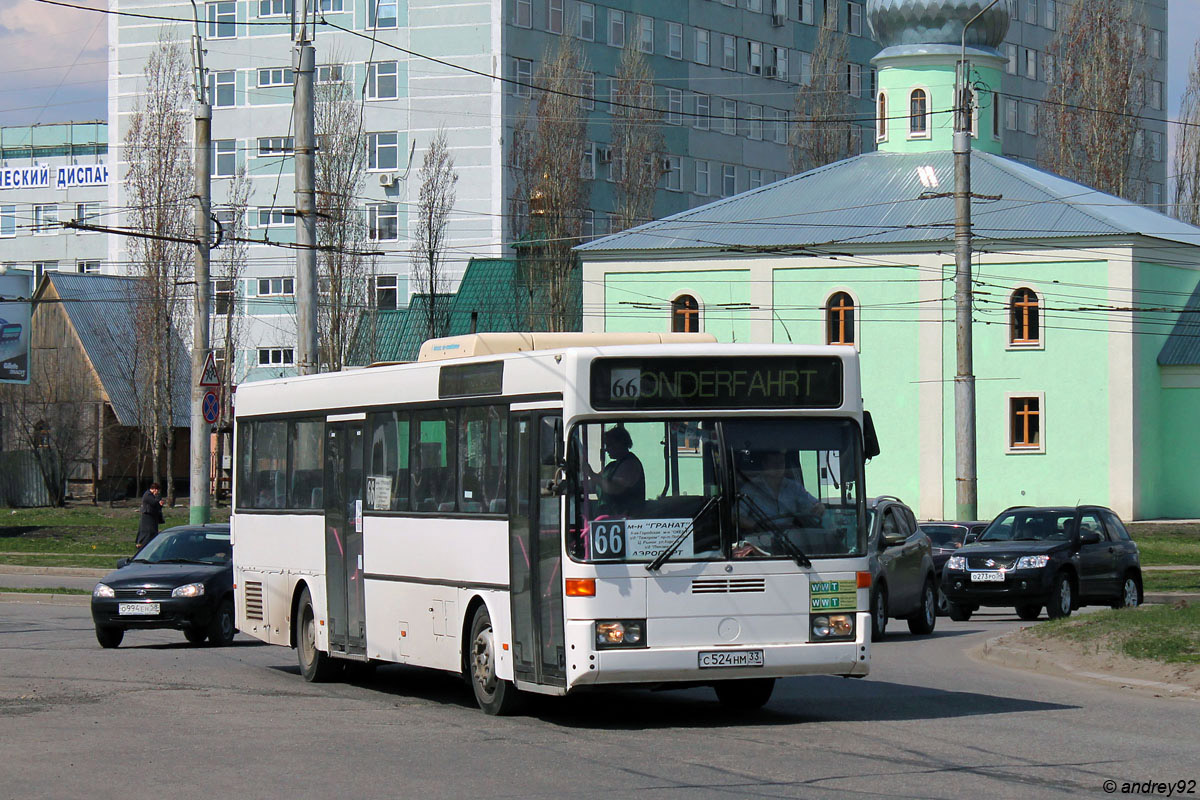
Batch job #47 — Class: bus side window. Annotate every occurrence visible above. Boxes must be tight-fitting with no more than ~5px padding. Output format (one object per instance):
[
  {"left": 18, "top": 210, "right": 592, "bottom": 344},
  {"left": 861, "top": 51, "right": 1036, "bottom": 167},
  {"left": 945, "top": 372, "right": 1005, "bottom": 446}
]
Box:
[
  {"left": 459, "top": 405, "right": 507, "bottom": 514},
  {"left": 412, "top": 409, "right": 457, "bottom": 512},
  {"left": 368, "top": 411, "right": 410, "bottom": 511}
]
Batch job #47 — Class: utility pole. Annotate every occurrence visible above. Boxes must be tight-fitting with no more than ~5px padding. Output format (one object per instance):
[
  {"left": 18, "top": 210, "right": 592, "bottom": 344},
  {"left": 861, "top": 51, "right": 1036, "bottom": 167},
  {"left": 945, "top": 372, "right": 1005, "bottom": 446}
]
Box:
[
  {"left": 189, "top": 1, "right": 213, "bottom": 525},
  {"left": 293, "top": 0, "right": 318, "bottom": 375}
]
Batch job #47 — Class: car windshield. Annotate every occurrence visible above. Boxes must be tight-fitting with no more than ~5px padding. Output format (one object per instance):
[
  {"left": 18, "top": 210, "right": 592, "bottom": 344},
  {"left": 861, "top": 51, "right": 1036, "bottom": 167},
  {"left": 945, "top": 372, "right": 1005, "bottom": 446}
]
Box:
[
  {"left": 920, "top": 524, "right": 968, "bottom": 548},
  {"left": 568, "top": 417, "right": 865, "bottom": 564},
  {"left": 979, "top": 511, "right": 1074, "bottom": 543},
  {"left": 133, "top": 529, "right": 231, "bottom": 565}
]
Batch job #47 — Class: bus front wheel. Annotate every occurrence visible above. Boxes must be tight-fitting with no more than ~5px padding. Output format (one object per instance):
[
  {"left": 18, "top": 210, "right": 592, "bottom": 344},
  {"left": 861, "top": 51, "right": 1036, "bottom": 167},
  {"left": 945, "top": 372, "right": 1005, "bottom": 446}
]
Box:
[
  {"left": 467, "top": 605, "right": 522, "bottom": 716},
  {"left": 295, "top": 586, "right": 339, "bottom": 682},
  {"left": 713, "top": 678, "right": 775, "bottom": 711}
]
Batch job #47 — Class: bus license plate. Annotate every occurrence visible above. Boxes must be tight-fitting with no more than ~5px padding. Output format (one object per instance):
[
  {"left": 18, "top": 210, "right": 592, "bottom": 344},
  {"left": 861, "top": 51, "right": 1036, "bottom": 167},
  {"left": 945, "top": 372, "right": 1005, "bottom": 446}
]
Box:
[
  {"left": 119, "top": 602, "right": 160, "bottom": 615},
  {"left": 698, "top": 650, "right": 764, "bottom": 669},
  {"left": 970, "top": 571, "right": 1005, "bottom": 583}
]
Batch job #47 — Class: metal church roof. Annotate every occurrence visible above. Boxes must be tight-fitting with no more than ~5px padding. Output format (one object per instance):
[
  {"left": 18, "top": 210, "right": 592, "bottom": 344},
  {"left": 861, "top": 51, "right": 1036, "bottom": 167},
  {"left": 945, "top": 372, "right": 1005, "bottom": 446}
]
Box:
[{"left": 576, "top": 150, "right": 1200, "bottom": 256}]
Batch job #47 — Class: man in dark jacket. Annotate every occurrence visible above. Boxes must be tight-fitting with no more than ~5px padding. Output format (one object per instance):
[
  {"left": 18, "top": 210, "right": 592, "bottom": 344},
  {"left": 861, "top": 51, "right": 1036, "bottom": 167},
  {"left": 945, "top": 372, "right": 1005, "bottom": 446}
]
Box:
[{"left": 135, "top": 483, "right": 165, "bottom": 551}]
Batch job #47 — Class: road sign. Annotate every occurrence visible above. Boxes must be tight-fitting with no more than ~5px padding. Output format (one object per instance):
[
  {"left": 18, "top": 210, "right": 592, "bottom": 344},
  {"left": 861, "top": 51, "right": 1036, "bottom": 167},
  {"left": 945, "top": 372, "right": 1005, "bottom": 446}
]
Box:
[
  {"left": 202, "top": 390, "right": 220, "bottom": 424},
  {"left": 199, "top": 352, "right": 220, "bottom": 387}
]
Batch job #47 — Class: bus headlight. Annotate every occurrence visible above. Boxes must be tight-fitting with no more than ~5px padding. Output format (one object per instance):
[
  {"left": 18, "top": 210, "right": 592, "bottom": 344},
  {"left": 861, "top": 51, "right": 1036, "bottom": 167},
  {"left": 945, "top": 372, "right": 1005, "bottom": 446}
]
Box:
[
  {"left": 595, "top": 620, "right": 647, "bottom": 648},
  {"left": 811, "top": 614, "right": 855, "bottom": 641}
]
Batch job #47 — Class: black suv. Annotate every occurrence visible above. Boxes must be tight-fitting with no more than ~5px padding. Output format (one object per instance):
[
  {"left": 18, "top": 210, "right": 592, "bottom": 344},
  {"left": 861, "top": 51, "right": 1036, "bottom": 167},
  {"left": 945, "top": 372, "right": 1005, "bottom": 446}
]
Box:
[
  {"left": 866, "top": 496, "right": 938, "bottom": 640},
  {"left": 940, "top": 506, "right": 1142, "bottom": 621}
]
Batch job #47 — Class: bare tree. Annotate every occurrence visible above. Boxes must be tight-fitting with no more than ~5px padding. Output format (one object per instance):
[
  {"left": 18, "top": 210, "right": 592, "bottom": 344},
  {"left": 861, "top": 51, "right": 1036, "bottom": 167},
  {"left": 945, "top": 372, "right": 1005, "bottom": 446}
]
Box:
[
  {"left": 1173, "top": 42, "right": 1200, "bottom": 225},
  {"left": 790, "top": 17, "right": 855, "bottom": 174},
  {"left": 411, "top": 127, "right": 459, "bottom": 342},
  {"left": 610, "top": 41, "right": 664, "bottom": 233},
  {"left": 509, "top": 36, "right": 589, "bottom": 331},
  {"left": 124, "top": 31, "right": 193, "bottom": 501},
  {"left": 314, "top": 64, "right": 373, "bottom": 372},
  {"left": 1040, "top": 0, "right": 1149, "bottom": 200}
]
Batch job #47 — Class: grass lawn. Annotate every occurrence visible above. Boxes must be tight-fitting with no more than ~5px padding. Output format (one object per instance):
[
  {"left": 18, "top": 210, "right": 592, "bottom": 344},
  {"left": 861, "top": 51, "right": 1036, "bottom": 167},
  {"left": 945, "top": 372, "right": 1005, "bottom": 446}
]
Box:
[
  {"left": 0, "top": 586, "right": 90, "bottom": 595},
  {"left": 0, "top": 554, "right": 120, "bottom": 568},
  {"left": 1128, "top": 522, "right": 1200, "bottom": 567},
  {"left": 1143, "top": 571, "right": 1200, "bottom": 594},
  {"left": 1032, "top": 603, "right": 1200, "bottom": 665}
]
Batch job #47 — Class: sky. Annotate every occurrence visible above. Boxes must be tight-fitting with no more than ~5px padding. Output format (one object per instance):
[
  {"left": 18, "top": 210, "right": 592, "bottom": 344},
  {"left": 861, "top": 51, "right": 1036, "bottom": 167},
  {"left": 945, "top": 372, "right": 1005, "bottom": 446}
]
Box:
[{"left": 0, "top": 0, "right": 1197, "bottom": 140}]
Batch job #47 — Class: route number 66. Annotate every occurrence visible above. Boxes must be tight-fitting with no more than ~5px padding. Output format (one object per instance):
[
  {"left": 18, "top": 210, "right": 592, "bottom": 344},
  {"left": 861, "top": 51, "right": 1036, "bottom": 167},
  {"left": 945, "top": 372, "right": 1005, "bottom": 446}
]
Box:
[
  {"left": 590, "top": 520, "right": 626, "bottom": 558},
  {"left": 610, "top": 368, "right": 641, "bottom": 400}
]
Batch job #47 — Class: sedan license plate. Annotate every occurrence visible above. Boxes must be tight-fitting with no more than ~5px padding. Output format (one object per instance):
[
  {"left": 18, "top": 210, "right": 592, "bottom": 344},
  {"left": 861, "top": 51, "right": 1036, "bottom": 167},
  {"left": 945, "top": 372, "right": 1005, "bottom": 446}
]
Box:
[
  {"left": 970, "top": 571, "right": 1005, "bottom": 583},
  {"left": 698, "top": 650, "right": 764, "bottom": 669},
  {"left": 118, "top": 602, "right": 160, "bottom": 616}
]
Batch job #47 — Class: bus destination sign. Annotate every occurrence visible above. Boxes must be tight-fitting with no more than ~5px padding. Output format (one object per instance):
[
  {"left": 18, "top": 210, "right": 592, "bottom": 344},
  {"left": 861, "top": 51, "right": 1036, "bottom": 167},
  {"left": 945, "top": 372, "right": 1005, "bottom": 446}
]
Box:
[{"left": 590, "top": 356, "right": 843, "bottom": 410}]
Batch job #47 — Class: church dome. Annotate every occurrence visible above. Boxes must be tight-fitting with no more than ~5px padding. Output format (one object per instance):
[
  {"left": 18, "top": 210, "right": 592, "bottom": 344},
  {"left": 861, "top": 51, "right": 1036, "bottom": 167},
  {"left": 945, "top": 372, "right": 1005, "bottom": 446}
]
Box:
[{"left": 866, "top": 0, "right": 1011, "bottom": 50}]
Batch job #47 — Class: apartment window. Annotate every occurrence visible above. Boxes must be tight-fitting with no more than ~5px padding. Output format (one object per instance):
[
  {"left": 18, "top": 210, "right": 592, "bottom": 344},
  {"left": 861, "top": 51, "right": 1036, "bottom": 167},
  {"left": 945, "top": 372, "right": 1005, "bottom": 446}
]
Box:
[
  {"left": 773, "top": 109, "right": 788, "bottom": 144},
  {"left": 1024, "top": 48, "right": 1036, "bottom": 80},
  {"left": 368, "top": 132, "right": 399, "bottom": 171},
  {"left": 722, "top": 34, "right": 736, "bottom": 70},
  {"left": 748, "top": 41, "right": 762, "bottom": 75},
  {"left": 578, "top": 1, "right": 594, "bottom": 40},
  {"left": 1042, "top": 0, "right": 1055, "bottom": 28},
  {"left": 1005, "top": 98, "right": 1018, "bottom": 131},
  {"left": 826, "top": 292, "right": 855, "bottom": 345},
  {"left": 1005, "top": 43, "right": 1017, "bottom": 75},
  {"left": 368, "top": 203, "right": 399, "bottom": 241},
  {"left": 1009, "top": 287, "right": 1040, "bottom": 345},
  {"left": 667, "top": 22, "right": 683, "bottom": 59},
  {"left": 1149, "top": 28, "right": 1162, "bottom": 59},
  {"left": 671, "top": 295, "right": 700, "bottom": 333},
  {"left": 210, "top": 71, "right": 235, "bottom": 107},
  {"left": 374, "top": 275, "right": 398, "bottom": 310},
  {"left": 747, "top": 0, "right": 762, "bottom": 11},
  {"left": 1024, "top": 0, "right": 1036, "bottom": 23},
  {"left": 877, "top": 92, "right": 887, "bottom": 141},
  {"left": 369, "top": 0, "right": 397, "bottom": 28},
  {"left": 609, "top": 9, "right": 625, "bottom": 47},
  {"left": 33, "top": 204, "right": 58, "bottom": 234},
  {"left": 800, "top": 0, "right": 813, "bottom": 23},
  {"left": 33, "top": 261, "right": 58, "bottom": 281},
  {"left": 847, "top": 1, "right": 862, "bottom": 35},
  {"left": 747, "top": 104, "right": 762, "bottom": 140},
  {"left": 319, "top": 0, "right": 343, "bottom": 10},
  {"left": 637, "top": 15, "right": 653, "bottom": 53},
  {"left": 1147, "top": 79, "right": 1163, "bottom": 111},
  {"left": 258, "top": 348, "right": 295, "bottom": 366},
  {"left": 258, "top": 67, "right": 294, "bottom": 88},
  {"left": 748, "top": 168, "right": 763, "bottom": 189},
  {"left": 578, "top": 141, "right": 595, "bottom": 179},
  {"left": 823, "top": 0, "right": 837, "bottom": 28},
  {"left": 257, "top": 136, "right": 294, "bottom": 156},
  {"left": 74, "top": 201, "right": 100, "bottom": 230},
  {"left": 581, "top": 72, "right": 595, "bottom": 110},
  {"left": 909, "top": 89, "right": 928, "bottom": 136},
  {"left": 664, "top": 155, "right": 681, "bottom": 191},
  {"left": 847, "top": 63, "right": 862, "bottom": 98},
  {"left": 581, "top": 209, "right": 594, "bottom": 240},
  {"left": 665, "top": 89, "right": 683, "bottom": 125},
  {"left": 1021, "top": 102, "right": 1038, "bottom": 135},
  {"left": 257, "top": 208, "right": 295, "bottom": 227},
  {"left": 694, "top": 93, "right": 710, "bottom": 130},
  {"left": 1008, "top": 396, "right": 1042, "bottom": 451},
  {"left": 991, "top": 91, "right": 1000, "bottom": 138},
  {"left": 214, "top": 279, "right": 234, "bottom": 315},
  {"left": 722, "top": 164, "right": 736, "bottom": 197},
  {"left": 513, "top": 58, "right": 532, "bottom": 97},
  {"left": 771, "top": 46, "right": 788, "bottom": 80},
  {"left": 259, "top": 0, "right": 290, "bottom": 15},
  {"left": 513, "top": 0, "right": 531, "bottom": 27},
  {"left": 1148, "top": 130, "right": 1162, "bottom": 162},
  {"left": 695, "top": 160, "right": 710, "bottom": 195},
  {"left": 258, "top": 277, "right": 295, "bottom": 295},
  {"left": 0, "top": 205, "right": 14, "bottom": 237},
  {"left": 206, "top": 1, "right": 236, "bottom": 38},
  {"left": 1042, "top": 53, "right": 1055, "bottom": 84},
  {"left": 799, "top": 51, "right": 813, "bottom": 85},
  {"left": 1149, "top": 182, "right": 1163, "bottom": 208},
  {"left": 367, "top": 61, "right": 398, "bottom": 100},
  {"left": 76, "top": 260, "right": 100, "bottom": 274},
  {"left": 695, "top": 29, "right": 710, "bottom": 65},
  {"left": 213, "top": 139, "right": 237, "bottom": 176},
  {"left": 722, "top": 98, "right": 737, "bottom": 135}
]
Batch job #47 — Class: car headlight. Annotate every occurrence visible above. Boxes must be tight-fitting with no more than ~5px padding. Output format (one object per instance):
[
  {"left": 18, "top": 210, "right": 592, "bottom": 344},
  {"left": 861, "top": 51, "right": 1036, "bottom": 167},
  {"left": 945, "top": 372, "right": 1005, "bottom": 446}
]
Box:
[
  {"left": 1015, "top": 555, "right": 1050, "bottom": 569},
  {"left": 171, "top": 583, "right": 205, "bottom": 598},
  {"left": 595, "top": 619, "right": 646, "bottom": 648},
  {"left": 946, "top": 556, "right": 967, "bottom": 571},
  {"left": 811, "top": 613, "right": 855, "bottom": 641},
  {"left": 92, "top": 583, "right": 114, "bottom": 598}
]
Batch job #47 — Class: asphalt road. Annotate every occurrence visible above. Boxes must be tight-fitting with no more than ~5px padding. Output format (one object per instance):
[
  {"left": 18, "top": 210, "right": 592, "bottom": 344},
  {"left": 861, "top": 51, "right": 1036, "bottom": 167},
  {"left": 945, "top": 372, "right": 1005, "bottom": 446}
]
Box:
[{"left": 0, "top": 603, "right": 1195, "bottom": 800}]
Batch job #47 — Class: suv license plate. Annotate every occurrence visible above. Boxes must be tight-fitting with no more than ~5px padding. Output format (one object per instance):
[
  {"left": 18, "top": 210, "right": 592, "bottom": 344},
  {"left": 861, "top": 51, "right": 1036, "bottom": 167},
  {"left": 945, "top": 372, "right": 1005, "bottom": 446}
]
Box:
[
  {"left": 119, "top": 602, "right": 160, "bottom": 615},
  {"left": 970, "top": 571, "right": 1005, "bottom": 583},
  {"left": 698, "top": 650, "right": 764, "bottom": 669}
]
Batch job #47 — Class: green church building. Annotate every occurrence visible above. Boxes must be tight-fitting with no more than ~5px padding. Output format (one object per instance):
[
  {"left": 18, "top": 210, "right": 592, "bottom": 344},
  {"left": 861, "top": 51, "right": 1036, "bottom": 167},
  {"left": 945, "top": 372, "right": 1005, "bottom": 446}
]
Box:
[{"left": 578, "top": 0, "right": 1200, "bottom": 521}]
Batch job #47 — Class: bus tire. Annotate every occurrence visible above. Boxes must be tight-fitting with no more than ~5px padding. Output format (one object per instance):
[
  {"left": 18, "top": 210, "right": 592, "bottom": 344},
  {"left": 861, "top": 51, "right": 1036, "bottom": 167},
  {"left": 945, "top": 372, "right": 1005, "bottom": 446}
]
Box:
[
  {"left": 295, "top": 586, "right": 338, "bottom": 682},
  {"left": 714, "top": 678, "right": 775, "bottom": 711},
  {"left": 467, "top": 605, "right": 522, "bottom": 716}
]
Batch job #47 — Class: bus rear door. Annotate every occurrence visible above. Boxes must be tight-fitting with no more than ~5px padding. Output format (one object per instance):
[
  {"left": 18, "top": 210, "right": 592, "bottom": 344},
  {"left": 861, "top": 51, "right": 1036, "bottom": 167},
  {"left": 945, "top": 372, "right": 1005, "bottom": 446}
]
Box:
[{"left": 324, "top": 416, "right": 366, "bottom": 658}]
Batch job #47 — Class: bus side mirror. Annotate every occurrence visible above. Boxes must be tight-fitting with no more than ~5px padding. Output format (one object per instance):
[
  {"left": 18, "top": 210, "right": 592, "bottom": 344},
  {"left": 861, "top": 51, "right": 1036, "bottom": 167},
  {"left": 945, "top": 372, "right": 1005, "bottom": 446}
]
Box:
[{"left": 863, "top": 411, "right": 880, "bottom": 460}]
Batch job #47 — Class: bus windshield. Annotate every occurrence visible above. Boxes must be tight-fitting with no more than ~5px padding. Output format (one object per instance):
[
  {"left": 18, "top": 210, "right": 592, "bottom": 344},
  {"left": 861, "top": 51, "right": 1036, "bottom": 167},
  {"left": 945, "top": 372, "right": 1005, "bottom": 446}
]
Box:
[{"left": 568, "top": 418, "right": 864, "bottom": 563}]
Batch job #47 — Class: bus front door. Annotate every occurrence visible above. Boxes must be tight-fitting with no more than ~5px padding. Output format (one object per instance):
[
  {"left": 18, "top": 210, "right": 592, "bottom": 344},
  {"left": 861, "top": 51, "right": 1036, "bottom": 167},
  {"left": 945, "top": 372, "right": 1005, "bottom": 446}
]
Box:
[
  {"left": 324, "top": 420, "right": 366, "bottom": 658},
  {"left": 508, "top": 412, "right": 566, "bottom": 688}
]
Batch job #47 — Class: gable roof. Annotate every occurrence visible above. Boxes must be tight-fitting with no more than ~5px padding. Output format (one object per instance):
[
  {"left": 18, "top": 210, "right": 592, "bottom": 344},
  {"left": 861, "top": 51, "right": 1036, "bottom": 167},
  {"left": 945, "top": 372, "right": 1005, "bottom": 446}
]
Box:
[
  {"left": 577, "top": 150, "right": 1200, "bottom": 256},
  {"left": 44, "top": 273, "right": 190, "bottom": 427},
  {"left": 346, "top": 307, "right": 408, "bottom": 366},
  {"left": 1159, "top": 280, "right": 1200, "bottom": 366},
  {"left": 446, "top": 258, "right": 533, "bottom": 336}
]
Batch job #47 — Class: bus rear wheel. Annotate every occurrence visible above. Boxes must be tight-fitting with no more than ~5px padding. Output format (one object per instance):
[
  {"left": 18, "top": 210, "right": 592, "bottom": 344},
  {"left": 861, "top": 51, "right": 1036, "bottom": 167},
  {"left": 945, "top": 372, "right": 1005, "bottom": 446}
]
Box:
[
  {"left": 467, "top": 605, "right": 522, "bottom": 716},
  {"left": 714, "top": 678, "right": 775, "bottom": 711},
  {"left": 295, "top": 586, "right": 339, "bottom": 682}
]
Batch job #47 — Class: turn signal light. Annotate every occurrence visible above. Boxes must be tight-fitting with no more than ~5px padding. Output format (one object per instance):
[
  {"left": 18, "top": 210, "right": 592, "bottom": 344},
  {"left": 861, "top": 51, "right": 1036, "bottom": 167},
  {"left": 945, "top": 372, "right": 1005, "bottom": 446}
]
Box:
[
  {"left": 856, "top": 571, "right": 872, "bottom": 589},
  {"left": 565, "top": 578, "right": 596, "bottom": 597}
]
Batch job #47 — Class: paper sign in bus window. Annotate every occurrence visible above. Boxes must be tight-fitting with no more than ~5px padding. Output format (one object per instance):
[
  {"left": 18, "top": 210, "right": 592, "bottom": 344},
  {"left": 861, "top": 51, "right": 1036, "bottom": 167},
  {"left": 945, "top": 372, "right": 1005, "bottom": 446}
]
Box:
[{"left": 589, "top": 518, "right": 693, "bottom": 560}]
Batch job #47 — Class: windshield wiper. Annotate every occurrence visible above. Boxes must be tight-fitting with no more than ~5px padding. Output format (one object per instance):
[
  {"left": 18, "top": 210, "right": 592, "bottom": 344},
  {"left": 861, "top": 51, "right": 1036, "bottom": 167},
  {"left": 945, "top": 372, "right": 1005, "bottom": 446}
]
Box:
[
  {"left": 736, "top": 493, "right": 813, "bottom": 568},
  {"left": 646, "top": 494, "right": 721, "bottom": 572}
]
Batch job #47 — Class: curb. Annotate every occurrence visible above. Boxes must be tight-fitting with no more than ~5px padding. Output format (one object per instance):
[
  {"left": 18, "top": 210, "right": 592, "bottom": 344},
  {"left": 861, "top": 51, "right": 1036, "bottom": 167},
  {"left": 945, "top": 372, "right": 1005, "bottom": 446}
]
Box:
[
  {"left": 1144, "top": 592, "right": 1200, "bottom": 604},
  {"left": 972, "top": 634, "right": 1199, "bottom": 699},
  {"left": 0, "top": 592, "right": 90, "bottom": 607},
  {"left": 0, "top": 565, "right": 110, "bottom": 578}
]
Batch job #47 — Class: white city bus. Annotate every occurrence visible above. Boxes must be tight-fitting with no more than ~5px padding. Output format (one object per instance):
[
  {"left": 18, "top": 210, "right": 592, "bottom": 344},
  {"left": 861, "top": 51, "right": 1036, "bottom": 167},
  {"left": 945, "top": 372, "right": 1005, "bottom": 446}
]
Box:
[{"left": 232, "top": 333, "right": 876, "bottom": 714}]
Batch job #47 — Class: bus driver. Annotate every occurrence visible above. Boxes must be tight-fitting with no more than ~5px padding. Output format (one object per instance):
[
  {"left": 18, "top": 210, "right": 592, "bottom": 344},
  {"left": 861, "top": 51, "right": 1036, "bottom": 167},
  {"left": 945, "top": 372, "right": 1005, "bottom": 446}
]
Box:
[
  {"left": 584, "top": 426, "right": 646, "bottom": 518},
  {"left": 734, "top": 449, "right": 825, "bottom": 558}
]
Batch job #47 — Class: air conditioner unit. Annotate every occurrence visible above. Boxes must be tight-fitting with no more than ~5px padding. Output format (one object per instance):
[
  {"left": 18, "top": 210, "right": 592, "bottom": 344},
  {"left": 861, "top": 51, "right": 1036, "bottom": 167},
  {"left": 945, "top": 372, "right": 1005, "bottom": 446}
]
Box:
[
  {"left": 658, "top": 156, "right": 672, "bottom": 173},
  {"left": 771, "top": 12, "right": 786, "bottom": 26},
  {"left": 378, "top": 172, "right": 397, "bottom": 187},
  {"left": 764, "top": 65, "right": 778, "bottom": 78},
  {"left": 597, "top": 146, "right": 613, "bottom": 164}
]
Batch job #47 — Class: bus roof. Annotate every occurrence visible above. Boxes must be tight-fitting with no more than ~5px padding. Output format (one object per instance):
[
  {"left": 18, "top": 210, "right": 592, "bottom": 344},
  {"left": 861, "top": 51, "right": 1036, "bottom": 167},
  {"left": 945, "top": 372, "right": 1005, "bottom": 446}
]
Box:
[{"left": 416, "top": 332, "right": 717, "bottom": 362}]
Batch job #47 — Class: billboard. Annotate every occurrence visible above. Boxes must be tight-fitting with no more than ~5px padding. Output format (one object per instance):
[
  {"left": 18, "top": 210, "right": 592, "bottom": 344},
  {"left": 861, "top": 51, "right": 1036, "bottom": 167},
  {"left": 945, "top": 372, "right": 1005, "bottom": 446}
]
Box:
[{"left": 0, "top": 273, "right": 31, "bottom": 384}]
